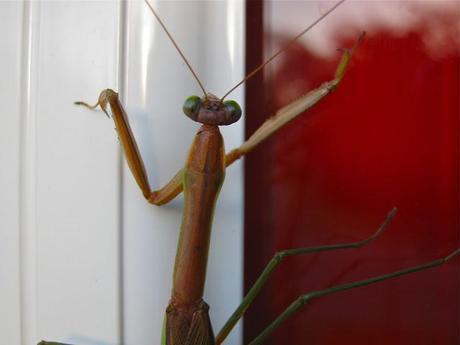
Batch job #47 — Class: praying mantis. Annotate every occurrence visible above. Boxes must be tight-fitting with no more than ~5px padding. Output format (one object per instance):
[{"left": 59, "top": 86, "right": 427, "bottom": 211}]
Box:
[{"left": 39, "top": 1, "right": 459, "bottom": 344}]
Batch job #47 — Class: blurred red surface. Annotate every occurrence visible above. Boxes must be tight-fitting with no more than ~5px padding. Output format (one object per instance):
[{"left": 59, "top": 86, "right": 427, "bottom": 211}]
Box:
[{"left": 244, "top": 3, "right": 459, "bottom": 345}]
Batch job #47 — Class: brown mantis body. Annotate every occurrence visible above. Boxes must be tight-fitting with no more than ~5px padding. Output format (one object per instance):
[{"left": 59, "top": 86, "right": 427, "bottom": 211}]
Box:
[{"left": 40, "top": 1, "right": 459, "bottom": 344}]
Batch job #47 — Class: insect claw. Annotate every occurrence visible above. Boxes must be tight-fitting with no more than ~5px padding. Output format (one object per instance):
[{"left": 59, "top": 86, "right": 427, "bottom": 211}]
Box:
[
  {"left": 74, "top": 89, "right": 116, "bottom": 119},
  {"left": 101, "top": 107, "right": 111, "bottom": 118},
  {"left": 351, "top": 31, "right": 366, "bottom": 53},
  {"left": 74, "top": 100, "right": 99, "bottom": 109},
  {"left": 97, "top": 89, "right": 112, "bottom": 119},
  {"left": 336, "top": 31, "right": 366, "bottom": 55},
  {"left": 334, "top": 31, "right": 366, "bottom": 83},
  {"left": 74, "top": 99, "right": 109, "bottom": 117}
]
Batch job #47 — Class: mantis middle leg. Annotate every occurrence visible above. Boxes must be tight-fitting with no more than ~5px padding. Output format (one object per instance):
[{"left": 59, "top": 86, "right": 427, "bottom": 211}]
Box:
[
  {"left": 247, "top": 248, "right": 460, "bottom": 345},
  {"left": 215, "top": 207, "right": 397, "bottom": 344}
]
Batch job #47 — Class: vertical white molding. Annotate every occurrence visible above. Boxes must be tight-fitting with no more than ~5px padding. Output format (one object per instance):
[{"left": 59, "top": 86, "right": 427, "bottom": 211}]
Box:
[
  {"left": 0, "top": 1, "right": 244, "bottom": 344},
  {"left": 0, "top": 1, "right": 24, "bottom": 343},
  {"left": 19, "top": 2, "right": 40, "bottom": 343},
  {"left": 117, "top": 1, "right": 128, "bottom": 343},
  {"left": 34, "top": 1, "right": 122, "bottom": 343}
]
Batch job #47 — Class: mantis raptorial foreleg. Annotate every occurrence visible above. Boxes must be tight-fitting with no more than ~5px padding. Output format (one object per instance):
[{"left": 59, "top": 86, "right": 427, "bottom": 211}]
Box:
[
  {"left": 75, "top": 33, "right": 364, "bottom": 208},
  {"left": 215, "top": 207, "right": 397, "bottom": 344},
  {"left": 247, "top": 248, "right": 460, "bottom": 345},
  {"left": 75, "top": 89, "right": 183, "bottom": 206},
  {"left": 225, "top": 32, "right": 364, "bottom": 167}
]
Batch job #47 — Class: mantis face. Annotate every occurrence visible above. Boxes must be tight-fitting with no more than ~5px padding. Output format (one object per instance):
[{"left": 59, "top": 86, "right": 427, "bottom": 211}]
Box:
[{"left": 182, "top": 93, "right": 242, "bottom": 126}]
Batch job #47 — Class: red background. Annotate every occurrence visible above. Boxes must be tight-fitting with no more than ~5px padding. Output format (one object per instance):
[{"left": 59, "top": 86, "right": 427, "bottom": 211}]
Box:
[{"left": 244, "top": 2, "right": 459, "bottom": 345}]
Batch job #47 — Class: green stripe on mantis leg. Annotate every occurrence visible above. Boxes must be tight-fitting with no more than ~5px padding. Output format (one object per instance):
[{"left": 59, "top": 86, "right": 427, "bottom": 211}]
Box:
[
  {"left": 248, "top": 248, "right": 460, "bottom": 345},
  {"left": 215, "top": 208, "right": 396, "bottom": 344}
]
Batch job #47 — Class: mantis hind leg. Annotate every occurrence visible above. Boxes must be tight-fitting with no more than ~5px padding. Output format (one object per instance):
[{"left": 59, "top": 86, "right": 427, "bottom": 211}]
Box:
[
  {"left": 247, "top": 248, "right": 460, "bottom": 345},
  {"left": 215, "top": 208, "right": 396, "bottom": 344}
]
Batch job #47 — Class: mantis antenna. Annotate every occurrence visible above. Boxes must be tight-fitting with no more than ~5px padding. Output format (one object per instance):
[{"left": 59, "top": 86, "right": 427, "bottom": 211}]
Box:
[
  {"left": 144, "top": 0, "right": 208, "bottom": 96},
  {"left": 221, "top": 0, "right": 346, "bottom": 101}
]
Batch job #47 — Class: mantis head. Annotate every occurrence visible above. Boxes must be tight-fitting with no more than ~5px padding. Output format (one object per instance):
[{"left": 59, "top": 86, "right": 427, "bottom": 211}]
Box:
[{"left": 183, "top": 93, "right": 242, "bottom": 126}]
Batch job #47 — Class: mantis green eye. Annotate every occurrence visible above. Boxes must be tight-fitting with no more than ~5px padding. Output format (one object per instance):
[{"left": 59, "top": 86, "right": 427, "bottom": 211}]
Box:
[
  {"left": 223, "top": 100, "right": 242, "bottom": 123},
  {"left": 183, "top": 95, "right": 202, "bottom": 119}
]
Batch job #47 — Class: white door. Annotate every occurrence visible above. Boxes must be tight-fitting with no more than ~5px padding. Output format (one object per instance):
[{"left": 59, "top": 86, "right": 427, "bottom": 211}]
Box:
[{"left": 0, "top": 1, "right": 244, "bottom": 344}]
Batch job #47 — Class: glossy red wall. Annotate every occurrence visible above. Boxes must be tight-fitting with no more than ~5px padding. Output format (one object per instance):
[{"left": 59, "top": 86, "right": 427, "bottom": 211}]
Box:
[{"left": 244, "top": 2, "right": 459, "bottom": 344}]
